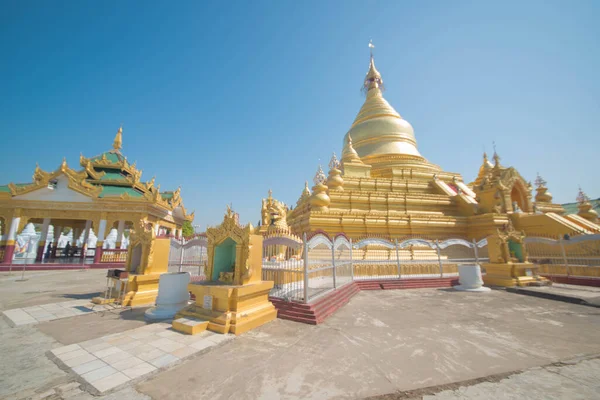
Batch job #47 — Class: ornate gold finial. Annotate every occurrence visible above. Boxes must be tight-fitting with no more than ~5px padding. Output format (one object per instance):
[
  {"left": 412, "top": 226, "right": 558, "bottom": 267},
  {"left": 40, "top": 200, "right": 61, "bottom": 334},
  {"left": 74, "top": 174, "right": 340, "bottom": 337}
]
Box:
[
  {"left": 303, "top": 181, "right": 310, "bottom": 195},
  {"left": 577, "top": 186, "right": 589, "bottom": 204},
  {"left": 363, "top": 40, "right": 384, "bottom": 94},
  {"left": 113, "top": 125, "right": 123, "bottom": 151},
  {"left": 313, "top": 165, "right": 327, "bottom": 186},
  {"left": 328, "top": 152, "right": 340, "bottom": 170},
  {"left": 535, "top": 173, "right": 547, "bottom": 189},
  {"left": 342, "top": 134, "right": 363, "bottom": 164},
  {"left": 268, "top": 189, "right": 273, "bottom": 200}
]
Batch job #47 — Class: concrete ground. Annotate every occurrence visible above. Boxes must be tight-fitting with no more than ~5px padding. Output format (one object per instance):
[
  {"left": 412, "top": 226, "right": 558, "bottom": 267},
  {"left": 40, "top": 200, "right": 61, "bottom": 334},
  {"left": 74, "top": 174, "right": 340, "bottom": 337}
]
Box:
[
  {"left": 508, "top": 282, "right": 600, "bottom": 307},
  {"left": 1, "top": 270, "right": 600, "bottom": 399}
]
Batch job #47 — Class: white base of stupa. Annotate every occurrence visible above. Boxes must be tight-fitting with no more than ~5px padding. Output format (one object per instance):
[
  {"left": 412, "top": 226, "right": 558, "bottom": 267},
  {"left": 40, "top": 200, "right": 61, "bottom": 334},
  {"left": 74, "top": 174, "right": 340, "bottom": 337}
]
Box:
[{"left": 453, "top": 264, "right": 490, "bottom": 292}]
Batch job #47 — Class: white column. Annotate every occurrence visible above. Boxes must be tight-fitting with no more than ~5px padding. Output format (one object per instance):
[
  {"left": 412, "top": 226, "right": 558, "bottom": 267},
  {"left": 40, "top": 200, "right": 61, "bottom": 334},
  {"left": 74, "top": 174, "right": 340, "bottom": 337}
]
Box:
[
  {"left": 154, "top": 223, "right": 161, "bottom": 236},
  {"left": 96, "top": 220, "right": 107, "bottom": 243},
  {"left": 81, "top": 220, "right": 92, "bottom": 260},
  {"left": 7, "top": 216, "right": 21, "bottom": 242},
  {"left": 116, "top": 220, "right": 125, "bottom": 248},
  {"left": 37, "top": 218, "right": 51, "bottom": 261}
]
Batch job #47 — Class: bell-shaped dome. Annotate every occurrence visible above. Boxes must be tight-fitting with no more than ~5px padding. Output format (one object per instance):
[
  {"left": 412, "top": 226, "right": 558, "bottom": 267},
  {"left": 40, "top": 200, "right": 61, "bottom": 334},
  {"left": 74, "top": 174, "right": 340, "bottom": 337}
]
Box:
[{"left": 342, "top": 55, "right": 437, "bottom": 175}]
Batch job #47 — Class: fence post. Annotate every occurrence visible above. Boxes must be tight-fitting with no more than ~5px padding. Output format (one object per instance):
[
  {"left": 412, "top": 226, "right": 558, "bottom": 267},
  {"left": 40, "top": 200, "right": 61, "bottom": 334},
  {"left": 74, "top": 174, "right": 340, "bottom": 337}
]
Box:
[
  {"left": 473, "top": 238, "right": 479, "bottom": 264},
  {"left": 435, "top": 240, "right": 443, "bottom": 278},
  {"left": 559, "top": 239, "right": 569, "bottom": 277},
  {"left": 395, "top": 238, "right": 401, "bottom": 278},
  {"left": 179, "top": 237, "right": 184, "bottom": 273},
  {"left": 350, "top": 238, "right": 354, "bottom": 281},
  {"left": 303, "top": 232, "right": 309, "bottom": 303},
  {"left": 331, "top": 239, "right": 337, "bottom": 289}
]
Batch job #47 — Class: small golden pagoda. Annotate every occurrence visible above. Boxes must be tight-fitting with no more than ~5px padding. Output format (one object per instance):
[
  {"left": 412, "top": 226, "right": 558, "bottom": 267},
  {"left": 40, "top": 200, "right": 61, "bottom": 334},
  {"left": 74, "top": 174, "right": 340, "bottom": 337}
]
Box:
[{"left": 0, "top": 127, "right": 193, "bottom": 265}]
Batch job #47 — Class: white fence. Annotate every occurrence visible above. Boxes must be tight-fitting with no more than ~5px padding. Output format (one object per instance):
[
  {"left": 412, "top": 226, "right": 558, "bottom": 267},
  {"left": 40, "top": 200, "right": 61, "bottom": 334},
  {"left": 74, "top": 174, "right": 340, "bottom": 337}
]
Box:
[
  {"left": 169, "top": 236, "right": 208, "bottom": 282},
  {"left": 262, "top": 233, "right": 489, "bottom": 304}
]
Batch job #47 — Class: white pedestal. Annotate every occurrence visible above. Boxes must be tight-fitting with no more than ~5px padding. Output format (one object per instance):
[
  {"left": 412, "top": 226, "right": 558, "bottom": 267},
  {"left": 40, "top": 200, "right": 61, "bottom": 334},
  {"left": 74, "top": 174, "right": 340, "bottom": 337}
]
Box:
[
  {"left": 454, "top": 264, "right": 491, "bottom": 292},
  {"left": 145, "top": 272, "right": 191, "bottom": 321}
]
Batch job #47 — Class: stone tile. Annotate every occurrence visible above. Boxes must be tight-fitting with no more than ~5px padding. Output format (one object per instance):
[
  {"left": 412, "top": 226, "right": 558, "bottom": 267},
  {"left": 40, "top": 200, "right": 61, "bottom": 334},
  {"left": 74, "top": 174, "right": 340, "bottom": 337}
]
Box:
[
  {"left": 127, "top": 344, "right": 156, "bottom": 357},
  {"left": 90, "top": 371, "right": 130, "bottom": 393},
  {"left": 110, "top": 356, "right": 145, "bottom": 371},
  {"left": 190, "top": 339, "right": 215, "bottom": 351},
  {"left": 156, "top": 329, "right": 183, "bottom": 339},
  {"left": 122, "top": 362, "right": 157, "bottom": 380},
  {"left": 3, "top": 309, "right": 36, "bottom": 322},
  {"left": 136, "top": 348, "right": 166, "bottom": 362},
  {"left": 36, "top": 314, "right": 57, "bottom": 322},
  {"left": 81, "top": 365, "right": 118, "bottom": 383},
  {"left": 149, "top": 353, "right": 180, "bottom": 368},
  {"left": 52, "top": 344, "right": 82, "bottom": 356},
  {"left": 85, "top": 342, "right": 113, "bottom": 354},
  {"left": 22, "top": 305, "right": 45, "bottom": 312},
  {"left": 149, "top": 338, "right": 185, "bottom": 353},
  {"left": 170, "top": 345, "right": 200, "bottom": 359},
  {"left": 100, "top": 350, "right": 131, "bottom": 365},
  {"left": 40, "top": 303, "right": 66, "bottom": 311},
  {"left": 107, "top": 335, "right": 135, "bottom": 346},
  {"left": 28, "top": 310, "right": 55, "bottom": 319},
  {"left": 127, "top": 330, "right": 157, "bottom": 340},
  {"left": 58, "top": 349, "right": 90, "bottom": 361},
  {"left": 116, "top": 340, "right": 142, "bottom": 352},
  {"left": 63, "top": 353, "right": 97, "bottom": 368},
  {"left": 79, "top": 338, "right": 105, "bottom": 350},
  {"left": 72, "top": 359, "right": 108, "bottom": 375},
  {"left": 92, "top": 346, "right": 121, "bottom": 358},
  {"left": 13, "top": 319, "right": 39, "bottom": 326}
]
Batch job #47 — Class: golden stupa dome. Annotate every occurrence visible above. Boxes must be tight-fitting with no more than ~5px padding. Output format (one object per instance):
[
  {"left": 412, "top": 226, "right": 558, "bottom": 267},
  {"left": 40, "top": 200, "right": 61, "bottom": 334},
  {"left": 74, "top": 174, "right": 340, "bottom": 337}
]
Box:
[{"left": 342, "top": 54, "right": 437, "bottom": 174}]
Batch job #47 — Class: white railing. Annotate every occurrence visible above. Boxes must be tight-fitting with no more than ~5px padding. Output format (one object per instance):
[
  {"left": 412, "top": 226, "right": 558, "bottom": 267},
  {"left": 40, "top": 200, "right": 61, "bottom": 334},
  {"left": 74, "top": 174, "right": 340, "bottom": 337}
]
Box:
[{"left": 262, "top": 233, "right": 489, "bottom": 303}]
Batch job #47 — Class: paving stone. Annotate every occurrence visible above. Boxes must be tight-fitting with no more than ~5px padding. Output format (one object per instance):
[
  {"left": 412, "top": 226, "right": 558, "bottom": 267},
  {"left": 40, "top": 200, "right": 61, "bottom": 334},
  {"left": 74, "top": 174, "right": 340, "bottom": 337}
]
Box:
[
  {"left": 116, "top": 340, "right": 143, "bottom": 352},
  {"left": 170, "top": 345, "right": 200, "bottom": 359},
  {"left": 81, "top": 365, "right": 118, "bottom": 383},
  {"left": 63, "top": 353, "right": 97, "bottom": 368},
  {"left": 84, "top": 342, "right": 113, "bottom": 354},
  {"left": 149, "top": 337, "right": 185, "bottom": 353},
  {"left": 57, "top": 349, "right": 90, "bottom": 361},
  {"left": 72, "top": 359, "right": 108, "bottom": 375},
  {"left": 52, "top": 344, "right": 82, "bottom": 356},
  {"left": 3, "top": 309, "right": 36, "bottom": 322},
  {"left": 149, "top": 353, "right": 179, "bottom": 368},
  {"left": 110, "top": 356, "right": 145, "bottom": 371},
  {"left": 30, "top": 388, "right": 56, "bottom": 399},
  {"left": 126, "top": 343, "right": 155, "bottom": 357},
  {"left": 127, "top": 330, "right": 157, "bottom": 340},
  {"left": 92, "top": 346, "right": 122, "bottom": 358},
  {"left": 100, "top": 350, "right": 131, "bottom": 365},
  {"left": 107, "top": 335, "right": 136, "bottom": 346},
  {"left": 55, "top": 382, "right": 81, "bottom": 393},
  {"left": 90, "top": 371, "right": 131, "bottom": 393},
  {"left": 156, "top": 329, "right": 183, "bottom": 339},
  {"left": 122, "top": 362, "right": 157, "bottom": 380}
]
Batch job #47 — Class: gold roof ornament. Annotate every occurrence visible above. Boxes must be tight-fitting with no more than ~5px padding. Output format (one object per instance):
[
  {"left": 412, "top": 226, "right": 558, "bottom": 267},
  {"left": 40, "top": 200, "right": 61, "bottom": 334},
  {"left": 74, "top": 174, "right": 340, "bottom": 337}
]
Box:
[
  {"left": 313, "top": 165, "right": 327, "bottom": 186},
  {"left": 113, "top": 125, "right": 123, "bottom": 151},
  {"left": 577, "top": 186, "right": 590, "bottom": 205},
  {"left": 341, "top": 134, "right": 363, "bottom": 164}
]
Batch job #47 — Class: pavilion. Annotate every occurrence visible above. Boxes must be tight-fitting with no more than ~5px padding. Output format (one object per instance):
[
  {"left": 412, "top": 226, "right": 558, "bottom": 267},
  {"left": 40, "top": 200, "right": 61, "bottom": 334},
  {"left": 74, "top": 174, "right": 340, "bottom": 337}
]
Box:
[{"left": 0, "top": 127, "right": 194, "bottom": 266}]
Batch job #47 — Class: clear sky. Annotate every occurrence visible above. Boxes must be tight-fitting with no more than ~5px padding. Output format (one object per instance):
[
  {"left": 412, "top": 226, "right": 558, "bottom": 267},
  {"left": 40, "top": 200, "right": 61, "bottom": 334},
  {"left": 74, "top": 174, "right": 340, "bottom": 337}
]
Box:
[{"left": 1, "top": 0, "right": 598, "bottom": 230}]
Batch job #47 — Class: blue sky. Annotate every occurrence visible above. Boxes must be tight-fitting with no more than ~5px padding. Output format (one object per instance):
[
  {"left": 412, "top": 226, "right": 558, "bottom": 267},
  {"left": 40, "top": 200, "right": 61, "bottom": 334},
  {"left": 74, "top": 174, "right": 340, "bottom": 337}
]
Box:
[{"left": 1, "top": 0, "right": 598, "bottom": 229}]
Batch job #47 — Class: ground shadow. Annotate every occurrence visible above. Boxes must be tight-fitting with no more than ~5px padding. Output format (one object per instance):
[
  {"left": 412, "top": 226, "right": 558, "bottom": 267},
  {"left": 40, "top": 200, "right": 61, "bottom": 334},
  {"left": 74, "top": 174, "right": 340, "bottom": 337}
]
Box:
[{"left": 58, "top": 292, "right": 102, "bottom": 300}]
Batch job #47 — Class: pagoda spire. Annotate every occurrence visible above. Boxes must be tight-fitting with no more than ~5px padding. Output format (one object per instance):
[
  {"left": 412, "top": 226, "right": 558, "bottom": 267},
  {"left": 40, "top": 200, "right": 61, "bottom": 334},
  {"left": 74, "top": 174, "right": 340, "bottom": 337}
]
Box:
[
  {"left": 341, "top": 134, "right": 363, "bottom": 164},
  {"left": 363, "top": 40, "right": 384, "bottom": 93},
  {"left": 113, "top": 125, "right": 123, "bottom": 151}
]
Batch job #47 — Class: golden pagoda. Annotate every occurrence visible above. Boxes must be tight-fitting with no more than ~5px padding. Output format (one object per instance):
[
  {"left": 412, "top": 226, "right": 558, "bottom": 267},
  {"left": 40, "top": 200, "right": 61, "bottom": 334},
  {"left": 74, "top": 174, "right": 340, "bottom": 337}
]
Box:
[
  {"left": 286, "top": 48, "right": 599, "bottom": 241},
  {"left": 0, "top": 126, "right": 194, "bottom": 265}
]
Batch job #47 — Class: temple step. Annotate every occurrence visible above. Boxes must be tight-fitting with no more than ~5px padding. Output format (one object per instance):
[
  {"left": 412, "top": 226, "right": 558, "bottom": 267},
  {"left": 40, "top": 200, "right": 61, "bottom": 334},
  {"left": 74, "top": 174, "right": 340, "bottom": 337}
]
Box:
[{"left": 172, "top": 317, "right": 209, "bottom": 335}]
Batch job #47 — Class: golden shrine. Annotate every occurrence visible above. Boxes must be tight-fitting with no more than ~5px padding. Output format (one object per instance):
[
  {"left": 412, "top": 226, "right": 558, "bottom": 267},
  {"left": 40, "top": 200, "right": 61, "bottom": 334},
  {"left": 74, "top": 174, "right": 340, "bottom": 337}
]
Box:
[
  {"left": 276, "top": 48, "right": 599, "bottom": 287},
  {"left": 285, "top": 51, "right": 599, "bottom": 240},
  {"left": 173, "top": 207, "right": 276, "bottom": 335},
  {"left": 0, "top": 127, "right": 193, "bottom": 265},
  {"left": 93, "top": 219, "right": 172, "bottom": 307}
]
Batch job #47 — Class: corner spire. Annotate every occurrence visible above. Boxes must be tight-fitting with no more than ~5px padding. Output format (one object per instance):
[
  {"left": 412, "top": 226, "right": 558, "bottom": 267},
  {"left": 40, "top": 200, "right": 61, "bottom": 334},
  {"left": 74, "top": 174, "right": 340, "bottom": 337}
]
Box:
[
  {"left": 113, "top": 125, "right": 123, "bottom": 151},
  {"left": 342, "top": 134, "right": 363, "bottom": 164}
]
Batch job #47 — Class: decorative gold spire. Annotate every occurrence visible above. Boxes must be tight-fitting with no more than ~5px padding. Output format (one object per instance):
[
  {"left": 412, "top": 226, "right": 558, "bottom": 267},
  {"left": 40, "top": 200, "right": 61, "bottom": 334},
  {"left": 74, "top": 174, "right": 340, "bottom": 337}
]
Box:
[
  {"left": 363, "top": 40, "right": 384, "bottom": 93},
  {"left": 577, "top": 186, "right": 598, "bottom": 222},
  {"left": 113, "top": 125, "right": 123, "bottom": 151},
  {"left": 302, "top": 181, "right": 310, "bottom": 197},
  {"left": 341, "top": 134, "right": 363, "bottom": 164},
  {"left": 534, "top": 173, "right": 552, "bottom": 203},
  {"left": 327, "top": 152, "right": 344, "bottom": 191}
]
